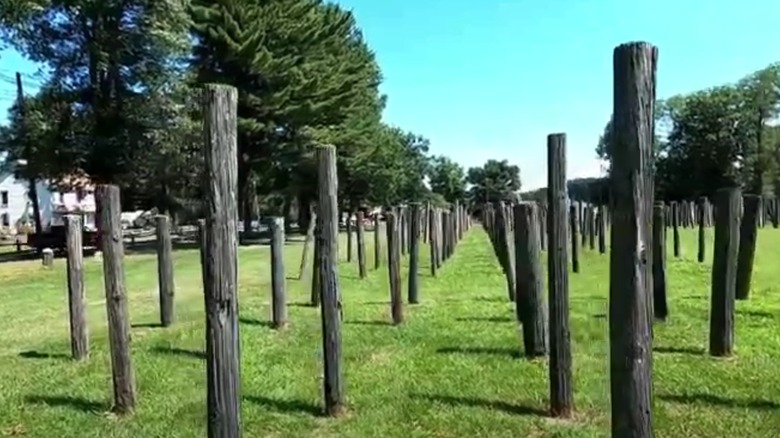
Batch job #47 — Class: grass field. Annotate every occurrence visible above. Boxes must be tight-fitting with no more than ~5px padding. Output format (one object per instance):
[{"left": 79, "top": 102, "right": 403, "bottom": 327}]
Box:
[{"left": 1, "top": 225, "right": 779, "bottom": 437}]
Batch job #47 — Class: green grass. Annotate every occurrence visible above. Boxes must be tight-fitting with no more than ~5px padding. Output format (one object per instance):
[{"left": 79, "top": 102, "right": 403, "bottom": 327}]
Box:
[{"left": 1, "top": 225, "right": 779, "bottom": 437}]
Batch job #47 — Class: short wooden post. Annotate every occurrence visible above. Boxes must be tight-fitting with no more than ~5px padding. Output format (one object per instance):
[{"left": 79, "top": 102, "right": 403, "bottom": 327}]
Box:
[
  {"left": 597, "top": 205, "right": 606, "bottom": 254},
  {"left": 42, "top": 248, "right": 54, "bottom": 267},
  {"left": 697, "top": 197, "right": 707, "bottom": 263},
  {"left": 569, "top": 205, "right": 579, "bottom": 273},
  {"left": 386, "top": 209, "right": 403, "bottom": 324},
  {"left": 65, "top": 215, "right": 88, "bottom": 360},
  {"left": 373, "top": 215, "right": 382, "bottom": 270},
  {"left": 496, "top": 203, "right": 516, "bottom": 301},
  {"left": 735, "top": 194, "right": 759, "bottom": 300},
  {"left": 671, "top": 201, "right": 680, "bottom": 257},
  {"left": 201, "top": 84, "right": 241, "bottom": 435},
  {"left": 270, "top": 217, "right": 287, "bottom": 329},
  {"left": 315, "top": 144, "right": 345, "bottom": 415},
  {"left": 156, "top": 215, "right": 175, "bottom": 327},
  {"left": 96, "top": 184, "right": 136, "bottom": 414},
  {"left": 345, "top": 211, "right": 353, "bottom": 262},
  {"left": 587, "top": 207, "right": 596, "bottom": 250},
  {"left": 400, "top": 207, "right": 408, "bottom": 256},
  {"left": 408, "top": 203, "right": 421, "bottom": 304},
  {"left": 429, "top": 207, "right": 438, "bottom": 277},
  {"left": 356, "top": 210, "right": 367, "bottom": 279},
  {"left": 514, "top": 202, "right": 548, "bottom": 357},
  {"left": 609, "top": 42, "right": 656, "bottom": 438},
  {"left": 546, "top": 133, "right": 573, "bottom": 418},
  {"left": 652, "top": 203, "right": 668, "bottom": 320},
  {"left": 310, "top": 222, "right": 321, "bottom": 307},
  {"left": 709, "top": 187, "right": 741, "bottom": 357}
]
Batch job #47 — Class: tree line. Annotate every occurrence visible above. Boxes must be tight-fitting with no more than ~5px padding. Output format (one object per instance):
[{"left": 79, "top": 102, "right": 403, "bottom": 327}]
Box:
[{"left": 0, "top": 0, "right": 522, "bottom": 230}]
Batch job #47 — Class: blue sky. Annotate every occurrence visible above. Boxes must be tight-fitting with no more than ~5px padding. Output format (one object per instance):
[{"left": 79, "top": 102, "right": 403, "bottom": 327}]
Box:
[{"left": 1, "top": 0, "right": 779, "bottom": 189}]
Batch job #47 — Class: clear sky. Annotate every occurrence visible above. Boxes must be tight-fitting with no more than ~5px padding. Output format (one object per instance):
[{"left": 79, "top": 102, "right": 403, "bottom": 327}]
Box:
[{"left": 1, "top": 0, "right": 779, "bottom": 189}]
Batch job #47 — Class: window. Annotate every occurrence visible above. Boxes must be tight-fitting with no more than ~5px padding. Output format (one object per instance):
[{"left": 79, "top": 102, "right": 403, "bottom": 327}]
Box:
[
  {"left": 1, "top": 191, "right": 7, "bottom": 207},
  {"left": 1, "top": 213, "right": 9, "bottom": 227}
]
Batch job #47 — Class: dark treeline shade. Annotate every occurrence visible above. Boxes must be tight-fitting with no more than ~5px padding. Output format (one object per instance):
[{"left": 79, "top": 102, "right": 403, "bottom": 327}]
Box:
[
  {"left": 546, "top": 133, "right": 573, "bottom": 418},
  {"left": 709, "top": 187, "right": 741, "bottom": 357},
  {"left": 96, "top": 184, "right": 137, "bottom": 415},
  {"left": 316, "top": 144, "right": 346, "bottom": 416},
  {"left": 201, "top": 84, "right": 241, "bottom": 436},
  {"left": 608, "top": 41, "right": 657, "bottom": 438}
]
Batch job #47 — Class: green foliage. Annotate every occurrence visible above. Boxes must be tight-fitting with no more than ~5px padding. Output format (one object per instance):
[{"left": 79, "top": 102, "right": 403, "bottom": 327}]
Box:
[
  {"left": 466, "top": 159, "right": 521, "bottom": 206},
  {"left": 428, "top": 155, "right": 467, "bottom": 203}
]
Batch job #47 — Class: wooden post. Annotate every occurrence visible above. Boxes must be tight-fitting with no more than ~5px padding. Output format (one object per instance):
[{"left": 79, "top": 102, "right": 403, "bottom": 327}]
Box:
[
  {"left": 609, "top": 41, "right": 656, "bottom": 438},
  {"left": 546, "top": 133, "right": 573, "bottom": 418},
  {"left": 298, "top": 204, "right": 317, "bottom": 281},
  {"left": 315, "top": 144, "right": 345, "bottom": 415},
  {"left": 496, "top": 203, "right": 516, "bottom": 301},
  {"left": 652, "top": 203, "right": 668, "bottom": 320},
  {"left": 569, "top": 205, "right": 579, "bottom": 273},
  {"left": 346, "top": 211, "right": 353, "bottom": 262},
  {"left": 400, "top": 207, "right": 408, "bottom": 256},
  {"left": 408, "top": 203, "right": 421, "bottom": 304},
  {"left": 374, "top": 215, "right": 382, "bottom": 270},
  {"left": 697, "top": 197, "right": 707, "bottom": 263},
  {"left": 356, "top": 210, "right": 367, "bottom": 279},
  {"left": 514, "top": 202, "right": 548, "bottom": 357},
  {"left": 429, "top": 207, "right": 438, "bottom": 277},
  {"left": 42, "top": 248, "right": 54, "bottom": 267},
  {"left": 270, "top": 217, "right": 287, "bottom": 329},
  {"left": 588, "top": 207, "right": 596, "bottom": 251},
  {"left": 310, "top": 220, "right": 321, "bottom": 307},
  {"left": 735, "top": 194, "right": 759, "bottom": 300},
  {"left": 386, "top": 209, "right": 403, "bottom": 324},
  {"left": 156, "top": 215, "right": 175, "bottom": 327},
  {"left": 597, "top": 205, "right": 606, "bottom": 254},
  {"left": 96, "top": 184, "right": 136, "bottom": 414},
  {"left": 671, "top": 201, "right": 680, "bottom": 257},
  {"left": 709, "top": 187, "right": 741, "bottom": 357},
  {"left": 201, "top": 84, "right": 241, "bottom": 435},
  {"left": 65, "top": 215, "right": 88, "bottom": 360}
]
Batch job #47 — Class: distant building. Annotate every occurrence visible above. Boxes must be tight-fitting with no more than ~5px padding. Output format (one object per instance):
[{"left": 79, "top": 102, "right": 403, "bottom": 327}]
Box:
[{"left": 0, "top": 170, "right": 96, "bottom": 235}]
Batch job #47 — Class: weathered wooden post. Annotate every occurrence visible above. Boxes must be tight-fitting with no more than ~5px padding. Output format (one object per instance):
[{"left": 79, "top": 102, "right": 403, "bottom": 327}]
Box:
[
  {"left": 345, "top": 211, "right": 353, "bottom": 263},
  {"left": 569, "top": 205, "right": 579, "bottom": 273},
  {"left": 65, "top": 215, "right": 88, "bottom": 360},
  {"left": 310, "top": 229, "right": 320, "bottom": 307},
  {"left": 408, "top": 203, "right": 420, "bottom": 304},
  {"left": 588, "top": 207, "right": 596, "bottom": 251},
  {"left": 42, "top": 247, "right": 54, "bottom": 267},
  {"left": 373, "top": 214, "right": 382, "bottom": 270},
  {"left": 386, "top": 209, "right": 403, "bottom": 324},
  {"left": 735, "top": 194, "right": 759, "bottom": 300},
  {"left": 514, "top": 202, "right": 548, "bottom": 357},
  {"left": 609, "top": 41, "right": 656, "bottom": 438},
  {"left": 597, "top": 205, "right": 606, "bottom": 254},
  {"left": 316, "top": 144, "right": 346, "bottom": 416},
  {"left": 270, "top": 216, "right": 287, "bottom": 329},
  {"left": 201, "top": 84, "right": 241, "bottom": 435},
  {"left": 697, "top": 197, "right": 707, "bottom": 263},
  {"left": 546, "top": 133, "right": 573, "bottom": 418},
  {"left": 671, "top": 201, "right": 680, "bottom": 257},
  {"left": 709, "top": 187, "right": 741, "bottom": 357},
  {"left": 96, "top": 184, "right": 136, "bottom": 414},
  {"left": 156, "top": 215, "right": 175, "bottom": 327},
  {"left": 429, "top": 207, "right": 438, "bottom": 277},
  {"left": 652, "top": 203, "right": 668, "bottom": 320},
  {"left": 496, "top": 203, "right": 516, "bottom": 301},
  {"left": 356, "top": 210, "right": 367, "bottom": 279}
]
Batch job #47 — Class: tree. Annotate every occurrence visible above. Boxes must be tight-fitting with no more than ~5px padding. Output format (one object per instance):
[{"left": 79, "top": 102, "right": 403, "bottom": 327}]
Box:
[
  {"left": 466, "top": 159, "right": 521, "bottom": 206},
  {"left": 428, "top": 155, "right": 466, "bottom": 203}
]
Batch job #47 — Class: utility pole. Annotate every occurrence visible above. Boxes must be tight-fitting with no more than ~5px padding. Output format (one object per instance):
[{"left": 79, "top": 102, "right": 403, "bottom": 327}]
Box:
[{"left": 15, "top": 72, "right": 43, "bottom": 239}]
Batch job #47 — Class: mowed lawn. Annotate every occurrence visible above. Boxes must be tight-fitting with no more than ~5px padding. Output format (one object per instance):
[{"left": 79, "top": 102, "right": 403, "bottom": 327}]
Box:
[{"left": 1, "top": 225, "right": 780, "bottom": 437}]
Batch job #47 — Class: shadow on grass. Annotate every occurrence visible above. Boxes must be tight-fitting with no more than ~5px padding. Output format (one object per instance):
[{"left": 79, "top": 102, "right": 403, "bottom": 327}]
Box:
[
  {"left": 455, "top": 316, "right": 512, "bottom": 323},
  {"left": 151, "top": 346, "right": 206, "bottom": 360},
  {"left": 288, "top": 302, "right": 315, "bottom": 308},
  {"left": 344, "top": 320, "right": 392, "bottom": 326},
  {"left": 413, "top": 394, "right": 547, "bottom": 417},
  {"left": 131, "top": 322, "right": 163, "bottom": 329},
  {"left": 239, "top": 317, "right": 273, "bottom": 328},
  {"left": 244, "top": 396, "right": 322, "bottom": 416},
  {"left": 736, "top": 309, "right": 774, "bottom": 318},
  {"left": 437, "top": 347, "right": 519, "bottom": 358},
  {"left": 19, "top": 350, "right": 69, "bottom": 360},
  {"left": 659, "top": 393, "right": 780, "bottom": 410},
  {"left": 25, "top": 395, "right": 106, "bottom": 413},
  {"left": 654, "top": 346, "right": 705, "bottom": 355},
  {"left": 592, "top": 313, "right": 607, "bottom": 319}
]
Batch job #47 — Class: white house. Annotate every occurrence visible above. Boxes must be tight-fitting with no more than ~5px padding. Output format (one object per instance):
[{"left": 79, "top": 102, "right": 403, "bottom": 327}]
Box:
[{"left": 0, "top": 171, "right": 96, "bottom": 235}]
